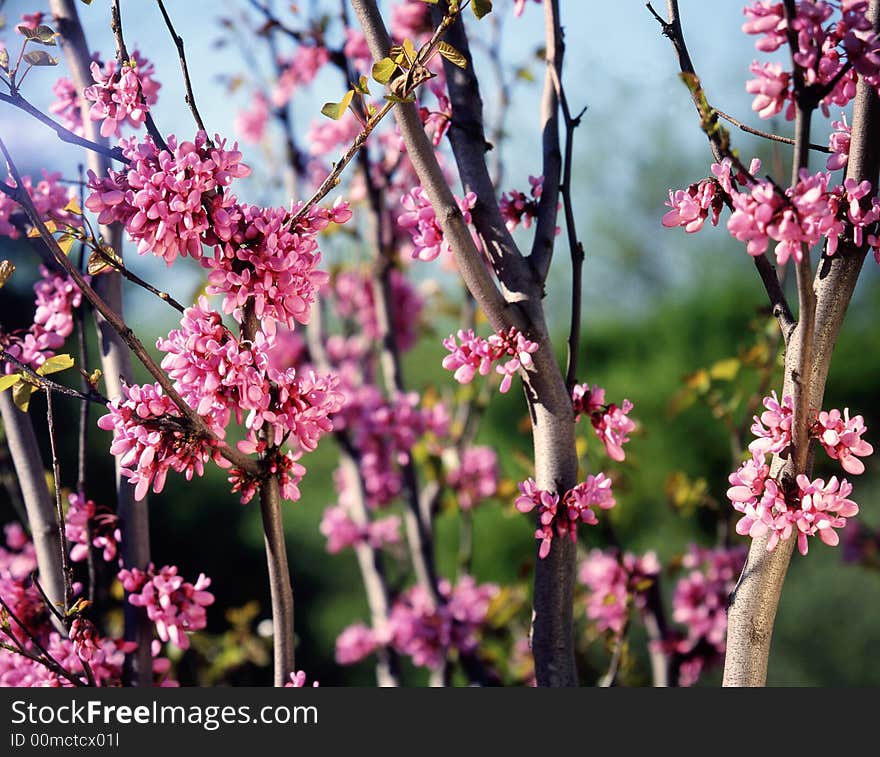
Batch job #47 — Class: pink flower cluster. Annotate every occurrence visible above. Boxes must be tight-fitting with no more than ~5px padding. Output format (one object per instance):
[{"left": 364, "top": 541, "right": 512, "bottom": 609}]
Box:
[
  {"left": 814, "top": 407, "right": 874, "bottom": 474},
  {"left": 578, "top": 548, "right": 660, "bottom": 635},
  {"left": 97, "top": 382, "right": 222, "bottom": 501},
  {"left": 515, "top": 475, "right": 616, "bottom": 559},
  {"left": 203, "top": 198, "right": 352, "bottom": 334},
  {"left": 499, "top": 175, "right": 543, "bottom": 232},
  {"left": 118, "top": 564, "right": 214, "bottom": 650},
  {"left": 827, "top": 113, "right": 851, "bottom": 170},
  {"left": 319, "top": 505, "right": 401, "bottom": 554},
  {"left": 664, "top": 157, "right": 880, "bottom": 264},
  {"left": 156, "top": 297, "right": 344, "bottom": 452},
  {"left": 0, "top": 522, "right": 166, "bottom": 687},
  {"left": 442, "top": 327, "right": 539, "bottom": 393},
  {"left": 83, "top": 51, "right": 161, "bottom": 138},
  {"left": 730, "top": 391, "right": 871, "bottom": 554},
  {"left": 397, "top": 186, "right": 477, "bottom": 262},
  {"left": 333, "top": 267, "right": 423, "bottom": 352},
  {"left": 572, "top": 383, "right": 636, "bottom": 462},
  {"left": 234, "top": 91, "right": 270, "bottom": 144},
  {"left": 335, "top": 576, "right": 498, "bottom": 670},
  {"left": 85, "top": 131, "right": 250, "bottom": 265},
  {"left": 0, "top": 171, "right": 80, "bottom": 240},
  {"left": 49, "top": 76, "right": 84, "bottom": 136},
  {"left": 742, "top": 1, "right": 880, "bottom": 119},
  {"left": 271, "top": 45, "right": 329, "bottom": 108},
  {"left": 668, "top": 545, "right": 746, "bottom": 686},
  {"left": 333, "top": 386, "right": 448, "bottom": 508},
  {"left": 229, "top": 447, "right": 306, "bottom": 505},
  {"left": 65, "top": 492, "right": 120, "bottom": 563},
  {"left": 447, "top": 446, "right": 499, "bottom": 510},
  {"left": 2, "top": 265, "right": 81, "bottom": 373}
]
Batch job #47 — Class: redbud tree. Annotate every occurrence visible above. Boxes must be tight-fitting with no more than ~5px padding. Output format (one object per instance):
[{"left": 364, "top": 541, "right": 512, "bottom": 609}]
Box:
[{"left": 0, "top": 0, "right": 876, "bottom": 688}]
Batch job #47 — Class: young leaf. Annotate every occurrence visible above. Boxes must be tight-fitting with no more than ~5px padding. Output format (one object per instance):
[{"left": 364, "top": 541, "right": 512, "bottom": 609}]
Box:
[
  {"left": 0, "top": 374, "right": 21, "bottom": 392},
  {"left": 27, "top": 220, "right": 56, "bottom": 237},
  {"left": 36, "top": 354, "right": 74, "bottom": 376},
  {"left": 384, "top": 93, "right": 417, "bottom": 104},
  {"left": 87, "top": 247, "right": 122, "bottom": 276},
  {"left": 12, "top": 381, "right": 36, "bottom": 412},
  {"left": 354, "top": 75, "right": 371, "bottom": 95},
  {"left": 402, "top": 38, "right": 417, "bottom": 65},
  {"left": 22, "top": 50, "right": 59, "bottom": 66},
  {"left": 57, "top": 234, "right": 74, "bottom": 256},
  {"left": 0, "top": 48, "right": 8, "bottom": 71},
  {"left": 321, "top": 89, "right": 355, "bottom": 120},
  {"left": 23, "top": 25, "right": 59, "bottom": 45},
  {"left": 372, "top": 57, "right": 398, "bottom": 84},
  {"left": 472, "top": 0, "right": 493, "bottom": 19},
  {"left": 0, "top": 260, "right": 14, "bottom": 288},
  {"left": 438, "top": 41, "right": 467, "bottom": 69},
  {"left": 63, "top": 198, "right": 82, "bottom": 215}
]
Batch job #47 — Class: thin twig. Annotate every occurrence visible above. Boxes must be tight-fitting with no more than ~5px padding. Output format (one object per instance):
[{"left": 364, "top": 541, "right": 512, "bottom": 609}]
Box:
[
  {"left": 91, "top": 248, "right": 186, "bottom": 313},
  {"left": 155, "top": 0, "right": 210, "bottom": 137},
  {"left": 714, "top": 108, "right": 830, "bottom": 153}
]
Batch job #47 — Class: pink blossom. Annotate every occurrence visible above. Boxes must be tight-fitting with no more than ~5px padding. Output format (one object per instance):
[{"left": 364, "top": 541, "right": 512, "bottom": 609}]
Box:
[
  {"left": 670, "top": 545, "right": 746, "bottom": 685},
  {"left": 746, "top": 60, "right": 792, "bottom": 119},
  {"left": 272, "top": 45, "right": 330, "bottom": 108},
  {"left": 306, "top": 113, "right": 362, "bottom": 157},
  {"left": 86, "top": 131, "right": 250, "bottom": 265},
  {"left": 49, "top": 77, "right": 84, "bottom": 136},
  {"left": 814, "top": 408, "right": 873, "bottom": 474},
  {"left": 2, "top": 265, "right": 82, "bottom": 374},
  {"left": 513, "top": 0, "right": 542, "bottom": 17},
  {"left": 65, "top": 492, "right": 120, "bottom": 563},
  {"left": 390, "top": 0, "right": 433, "bottom": 41},
  {"left": 516, "top": 475, "right": 615, "bottom": 559},
  {"left": 794, "top": 474, "right": 859, "bottom": 554},
  {"left": 319, "top": 505, "right": 401, "bottom": 554},
  {"left": 229, "top": 449, "right": 306, "bottom": 505},
  {"left": 333, "top": 268, "right": 423, "bottom": 352},
  {"left": 572, "top": 383, "right": 636, "bottom": 461},
  {"left": 828, "top": 114, "right": 852, "bottom": 170},
  {"left": 442, "top": 327, "right": 538, "bottom": 393},
  {"left": 447, "top": 446, "right": 499, "bottom": 510},
  {"left": 96, "top": 382, "right": 221, "bottom": 501},
  {"left": 119, "top": 564, "right": 214, "bottom": 650},
  {"left": 500, "top": 175, "right": 544, "bottom": 232},
  {"left": 578, "top": 549, "right": 660, "bottom": 635},
  {"left": 385, "top": 576, "right": 498, "bottom": 670},
  {"left": 68, "top": 618, "right": 99, "bottom": 662},
  {"left": 398, "top": 186, "right": 477, "bottom": 262},
  {"left": 234, "top": 91, "right": 270, "bottom": 144},
  {"left": 335, "top": 624, "right": 379, "bottom": 665},
  {"left": 203, "top": 199, "right": 349, "bottom": 333},
  {"left": 286, "top": 671, "right": 320, "bottom": 687},
  {"left": 83, "top": 51, "right": 161, "bottom": 138},
  {"left": 0, "top": 171, "right": 81, "bottom": 240},
  {"left": 749, "top": 391, "right": 794, "bottom": 455}
]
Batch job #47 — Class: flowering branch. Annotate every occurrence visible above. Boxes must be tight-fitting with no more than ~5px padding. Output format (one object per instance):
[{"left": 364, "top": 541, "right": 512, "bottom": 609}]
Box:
[{"left": 713, "top": 107, "right": 831, "bottom": 153}]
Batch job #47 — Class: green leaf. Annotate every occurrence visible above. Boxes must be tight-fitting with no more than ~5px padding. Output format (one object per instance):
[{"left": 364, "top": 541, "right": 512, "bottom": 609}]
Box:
[
  {"left": 708, "top": 357, "right": 740, "bottom": 381},
  {"left": 438, "top": 41, "right": 467, "bottom": 69},
  {"left": 0, "top": 48, "right": 8, "bottom": 71},
  {"left": 320, "top": 89, "right": 355, "bottom": 120},
  {"left": 22, "top": 50, "right": 59, "bottom": 66},
  {"left": 0, "top": 260, "right": 14, "bottom": 288},
  {"left": 36, "top": 354, "right": 74, "bottom": 376},
  {"left": 384, "top": 93, "right": 416, "bottom": 104},
  {"left": 87, "top": 247, "right": 122, "bottom": 275},
  {"left": 418, "top": 0, "right": 439, "bottom": 3},
  {"left": 17, "top": 24, "right": 58, "bottom": 45},
  {"left": 12, "top": 381, "right": 36, "bottom": 412},
  {"left": 354, "top": 75, "right": 370, "bottom": 95},
  {"left": 371, "top": 57, "right": 398, "bottom": 85},
  {"left": 471, "top": 0, "right": 493, "bottom": 19},
  {"left": 402, "top": 38, "right": 417, "bottom": 65},
  {"left": 0, "top": 374, "right": 21, "bottom": 392}
]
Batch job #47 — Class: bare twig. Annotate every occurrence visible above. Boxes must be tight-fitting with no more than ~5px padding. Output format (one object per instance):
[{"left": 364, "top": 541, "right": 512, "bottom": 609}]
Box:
[
  {"left": 714, "top": 108, "right": 830, "bottom": 153},
  {"left": 155, "top": 0, "right": 210, "bottom": 137},
  {"left": 0, "top": 92, "right": 127, "bottom": 164}
]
